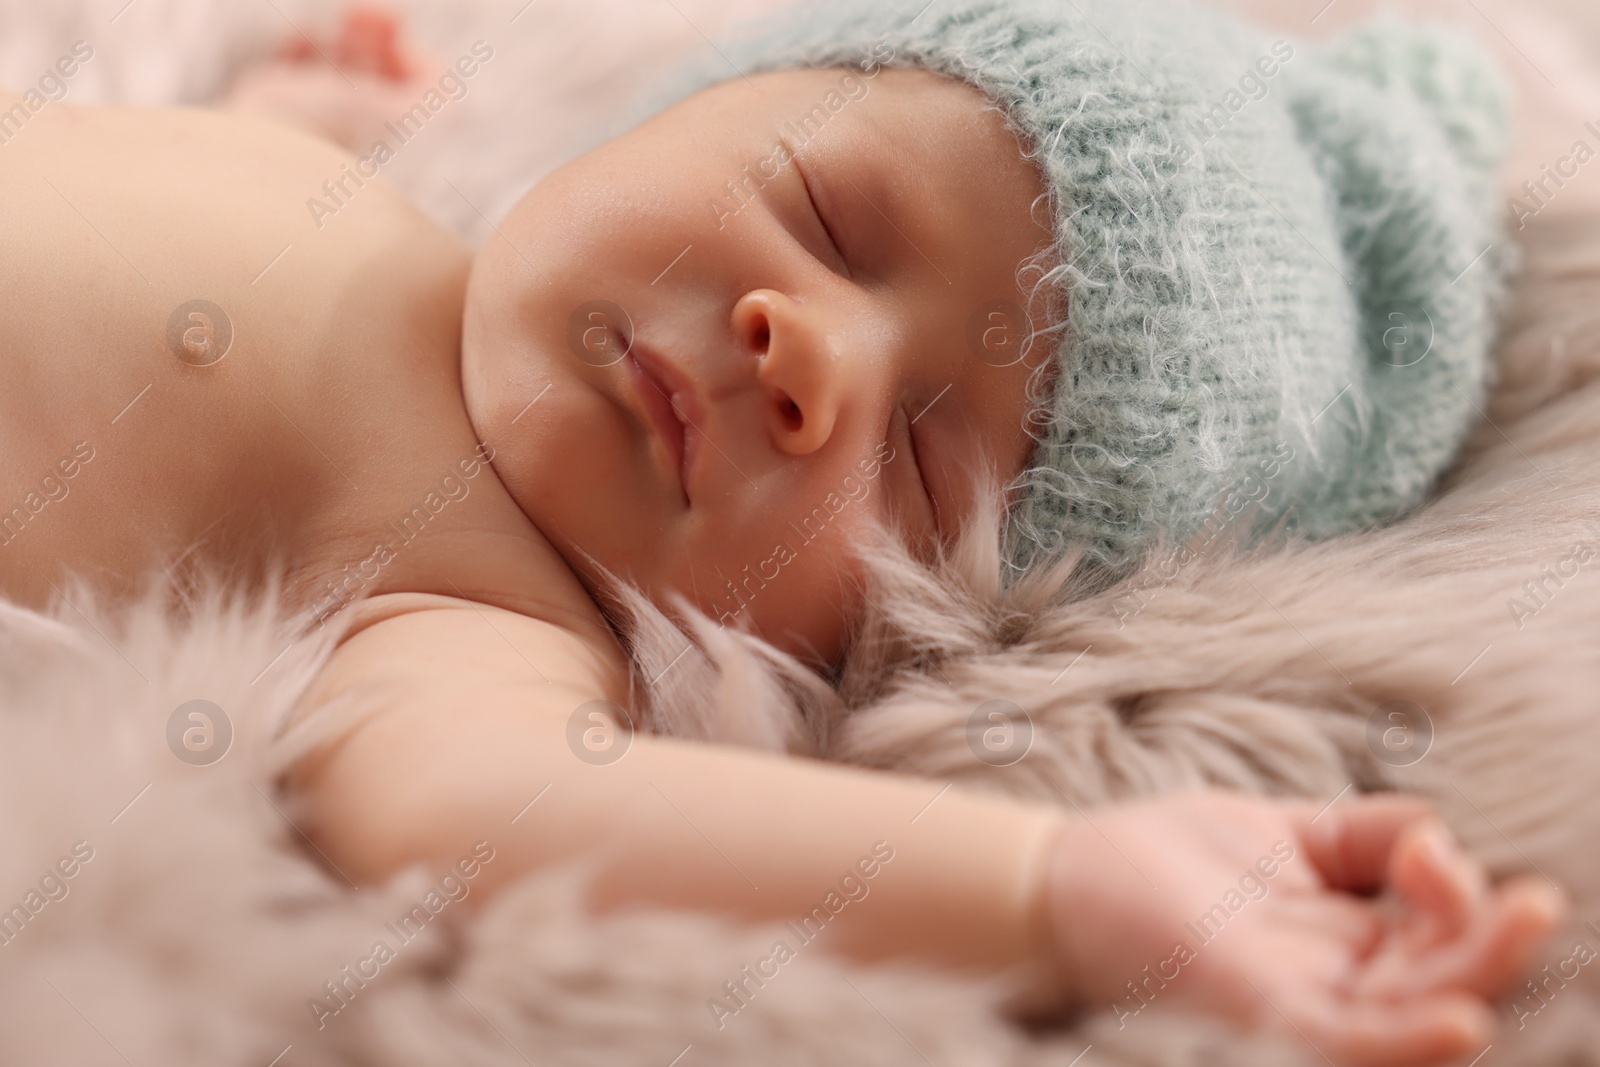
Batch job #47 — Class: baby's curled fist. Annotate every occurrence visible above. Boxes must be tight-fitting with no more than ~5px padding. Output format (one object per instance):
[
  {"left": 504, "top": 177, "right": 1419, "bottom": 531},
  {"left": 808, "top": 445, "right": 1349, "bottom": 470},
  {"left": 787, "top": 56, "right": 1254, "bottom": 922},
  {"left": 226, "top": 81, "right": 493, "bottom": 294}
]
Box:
[{"left": 1039, "top": 791, "right": 1566, "bottom": 1067}]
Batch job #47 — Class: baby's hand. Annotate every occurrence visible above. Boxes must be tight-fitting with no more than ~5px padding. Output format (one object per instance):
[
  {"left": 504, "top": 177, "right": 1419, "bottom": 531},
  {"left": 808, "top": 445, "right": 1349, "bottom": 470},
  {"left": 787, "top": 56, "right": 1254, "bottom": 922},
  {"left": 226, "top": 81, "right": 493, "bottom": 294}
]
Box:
[{"left": 1043, "top": 791, "right": 1565, "bottom": 1067}]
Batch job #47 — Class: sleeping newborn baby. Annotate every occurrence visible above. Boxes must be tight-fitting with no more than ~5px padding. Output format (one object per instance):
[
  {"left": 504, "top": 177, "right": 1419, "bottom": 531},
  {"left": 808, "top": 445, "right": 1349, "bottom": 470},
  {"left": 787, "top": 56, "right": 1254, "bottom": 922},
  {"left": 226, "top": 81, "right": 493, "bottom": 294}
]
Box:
[{"left": 1, "top": 0, "right": 1584, "bottom": 1059}]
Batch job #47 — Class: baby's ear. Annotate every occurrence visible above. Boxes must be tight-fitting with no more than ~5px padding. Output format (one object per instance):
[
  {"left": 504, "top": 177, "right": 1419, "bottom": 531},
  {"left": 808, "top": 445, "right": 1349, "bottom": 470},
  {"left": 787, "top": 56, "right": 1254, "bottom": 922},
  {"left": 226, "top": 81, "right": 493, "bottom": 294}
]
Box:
[{"left": 1315, "top": 19, "right": 1513, "bottom": 210}]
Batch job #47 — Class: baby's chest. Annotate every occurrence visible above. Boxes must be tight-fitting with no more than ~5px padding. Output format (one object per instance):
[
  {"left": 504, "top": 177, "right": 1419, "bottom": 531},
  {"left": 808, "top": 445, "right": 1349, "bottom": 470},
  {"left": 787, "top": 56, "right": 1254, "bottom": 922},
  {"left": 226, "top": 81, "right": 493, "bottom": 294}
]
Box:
[{"left": 0, "top": 98, "right": 476, "bottom": 612}]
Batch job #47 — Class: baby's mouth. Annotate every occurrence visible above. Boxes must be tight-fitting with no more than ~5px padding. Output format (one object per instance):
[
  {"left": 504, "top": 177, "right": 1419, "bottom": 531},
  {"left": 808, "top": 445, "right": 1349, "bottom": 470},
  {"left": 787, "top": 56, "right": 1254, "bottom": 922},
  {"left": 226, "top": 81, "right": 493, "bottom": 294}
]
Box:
[{"left": 623, "top": 343, "right": 695, "bottom": 505}]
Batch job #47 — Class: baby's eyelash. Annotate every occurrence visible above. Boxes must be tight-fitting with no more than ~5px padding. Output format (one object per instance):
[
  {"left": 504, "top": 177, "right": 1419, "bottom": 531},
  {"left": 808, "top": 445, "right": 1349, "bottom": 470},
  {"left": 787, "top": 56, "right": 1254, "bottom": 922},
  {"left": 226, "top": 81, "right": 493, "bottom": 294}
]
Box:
[
  {"left": 903, "top": 404, "right": 939, "bottom": 529},
  {"left": 794, "top": 161, "right": 849, "bottom": 277},
  {"left": 812, "top": 199, "right": 843, "bottom": 260}
]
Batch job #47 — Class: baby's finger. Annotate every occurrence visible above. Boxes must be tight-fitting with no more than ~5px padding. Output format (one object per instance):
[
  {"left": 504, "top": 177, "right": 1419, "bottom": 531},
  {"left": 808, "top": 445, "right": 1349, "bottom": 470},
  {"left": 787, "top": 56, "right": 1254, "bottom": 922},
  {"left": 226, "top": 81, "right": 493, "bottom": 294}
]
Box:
[
  {"left": 1294, "top": 793, "right": 1438, "bottom": 893},
  {"left": 1295, "top": 989, "right": 1493, "bottom": 1067},
  {"left": 1358, "top": 874, "right": 1567, "bottom": 999},
  {"left": 1388, "top": 818, "right": 1485, "bottom": 945},
  {"left": 1425, "top": 876, "right": 1567, "bottom": 998}
]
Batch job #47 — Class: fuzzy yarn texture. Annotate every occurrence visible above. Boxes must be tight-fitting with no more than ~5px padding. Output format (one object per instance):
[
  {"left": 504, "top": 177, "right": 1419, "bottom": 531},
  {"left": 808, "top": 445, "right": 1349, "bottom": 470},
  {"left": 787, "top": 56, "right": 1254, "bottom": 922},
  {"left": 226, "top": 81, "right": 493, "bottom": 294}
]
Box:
[{"left": 649, "top": 0, "right": 1516, "bottom": 579}]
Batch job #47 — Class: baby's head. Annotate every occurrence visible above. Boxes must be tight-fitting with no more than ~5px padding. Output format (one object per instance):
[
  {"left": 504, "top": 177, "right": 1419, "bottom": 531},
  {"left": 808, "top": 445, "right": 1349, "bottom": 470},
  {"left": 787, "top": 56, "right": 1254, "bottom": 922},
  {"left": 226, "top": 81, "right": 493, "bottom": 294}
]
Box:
[
  {"left": 461, "top": 0, "right": 1510, "bottom": 667},
  {"left": 461, "top": 62, "right": 1058, "bottom": 666}
]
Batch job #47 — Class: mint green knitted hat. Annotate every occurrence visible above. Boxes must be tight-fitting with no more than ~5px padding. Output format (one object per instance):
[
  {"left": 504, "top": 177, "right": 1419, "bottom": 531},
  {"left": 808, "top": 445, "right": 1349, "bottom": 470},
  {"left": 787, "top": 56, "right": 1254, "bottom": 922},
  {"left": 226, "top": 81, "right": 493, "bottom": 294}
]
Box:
[{"left": 652, "top": 0, "right": 1513, "bottom": 578}]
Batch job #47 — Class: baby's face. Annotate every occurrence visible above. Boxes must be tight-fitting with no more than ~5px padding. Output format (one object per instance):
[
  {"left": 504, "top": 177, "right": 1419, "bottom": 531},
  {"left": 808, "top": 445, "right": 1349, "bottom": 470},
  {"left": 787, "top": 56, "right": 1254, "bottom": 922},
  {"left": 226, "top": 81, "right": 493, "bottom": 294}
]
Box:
[{"left": 462, "top": 66, "right": 1055, "bottom": 667}]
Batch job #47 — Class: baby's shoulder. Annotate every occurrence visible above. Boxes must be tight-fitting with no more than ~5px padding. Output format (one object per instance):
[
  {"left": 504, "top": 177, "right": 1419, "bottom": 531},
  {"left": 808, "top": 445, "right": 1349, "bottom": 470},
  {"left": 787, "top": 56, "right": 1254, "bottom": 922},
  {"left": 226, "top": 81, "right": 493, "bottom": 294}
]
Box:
[{"left": 310, "top": 590, "right": 633, "bottom": 712}]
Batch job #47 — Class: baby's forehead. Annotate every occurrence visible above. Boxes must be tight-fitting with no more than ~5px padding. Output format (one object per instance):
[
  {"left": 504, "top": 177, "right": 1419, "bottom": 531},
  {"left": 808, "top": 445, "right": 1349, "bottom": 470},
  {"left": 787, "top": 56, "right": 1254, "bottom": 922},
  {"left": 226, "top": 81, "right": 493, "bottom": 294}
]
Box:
[{"left": 682, "top": 65, "right": 985, "bottom": 150}]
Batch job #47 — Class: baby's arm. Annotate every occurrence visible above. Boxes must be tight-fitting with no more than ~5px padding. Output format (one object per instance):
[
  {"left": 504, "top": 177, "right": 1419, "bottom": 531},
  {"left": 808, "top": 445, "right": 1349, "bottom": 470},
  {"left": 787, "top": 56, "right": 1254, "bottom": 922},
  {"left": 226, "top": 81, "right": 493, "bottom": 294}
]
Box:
[
  {"left": 286, "top": 594, "right": 1562, "bottom": 1060},
  {"left": 285, "top": 594, "right": 1072, "bottom": 1009}
]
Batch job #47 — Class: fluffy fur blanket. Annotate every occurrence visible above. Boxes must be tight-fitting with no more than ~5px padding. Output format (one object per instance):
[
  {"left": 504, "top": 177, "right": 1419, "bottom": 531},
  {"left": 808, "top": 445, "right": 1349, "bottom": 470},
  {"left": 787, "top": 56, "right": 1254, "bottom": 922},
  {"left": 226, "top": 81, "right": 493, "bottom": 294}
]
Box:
[{"left": 4, "top": 1, "right": 1600, "bottom": 1064}]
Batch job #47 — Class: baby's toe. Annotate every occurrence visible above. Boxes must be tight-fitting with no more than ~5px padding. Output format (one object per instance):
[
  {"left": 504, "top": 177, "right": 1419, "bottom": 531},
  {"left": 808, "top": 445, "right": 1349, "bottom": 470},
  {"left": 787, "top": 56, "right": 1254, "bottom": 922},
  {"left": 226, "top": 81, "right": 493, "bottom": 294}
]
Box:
[{"left": 334, "top": 5, "right": 415, "bottom": 81}]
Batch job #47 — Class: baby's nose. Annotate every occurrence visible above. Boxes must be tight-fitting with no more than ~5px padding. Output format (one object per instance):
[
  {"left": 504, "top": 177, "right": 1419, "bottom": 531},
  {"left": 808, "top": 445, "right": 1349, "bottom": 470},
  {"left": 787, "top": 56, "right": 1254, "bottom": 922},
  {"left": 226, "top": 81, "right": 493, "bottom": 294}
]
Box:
[{"left": 732, "top": 289, "right": 842, "bottom": 457}]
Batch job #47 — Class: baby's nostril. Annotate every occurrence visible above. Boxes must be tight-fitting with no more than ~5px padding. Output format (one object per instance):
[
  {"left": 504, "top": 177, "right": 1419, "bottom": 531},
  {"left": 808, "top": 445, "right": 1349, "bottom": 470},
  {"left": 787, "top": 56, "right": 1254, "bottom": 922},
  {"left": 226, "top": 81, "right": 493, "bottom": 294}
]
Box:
[
  {"left": 781, "top": 396, "right": 802, "bottom": 430},
  {"left": 753, "top": 322, "right": 770, "bottom": 354}
]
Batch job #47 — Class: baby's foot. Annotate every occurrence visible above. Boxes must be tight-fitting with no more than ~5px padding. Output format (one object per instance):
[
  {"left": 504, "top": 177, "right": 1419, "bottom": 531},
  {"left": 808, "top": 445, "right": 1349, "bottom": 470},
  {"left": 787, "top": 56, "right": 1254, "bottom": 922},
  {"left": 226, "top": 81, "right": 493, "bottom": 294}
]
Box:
[
  {"left": 279, "top": 5, "right": 417, "bottom": 81},
  {"left": 225, "top": 5, "right": 440, "bottom": 151}
]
